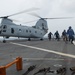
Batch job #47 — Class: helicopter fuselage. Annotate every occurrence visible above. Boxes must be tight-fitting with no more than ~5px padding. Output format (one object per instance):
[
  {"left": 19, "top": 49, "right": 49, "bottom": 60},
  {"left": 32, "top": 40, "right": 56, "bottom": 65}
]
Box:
[
  {"left": 0, "top": 24, "right": 47, "bottom": 38},
  {"left": 0, "top": 18, "right": 48, "bottom": 43}
]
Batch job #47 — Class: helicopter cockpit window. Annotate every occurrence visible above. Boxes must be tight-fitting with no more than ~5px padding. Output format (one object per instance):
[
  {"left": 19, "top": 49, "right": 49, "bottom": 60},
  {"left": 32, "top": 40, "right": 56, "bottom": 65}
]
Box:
[{"left": 11, "top": 28, "right": 14, "bottom": 34}]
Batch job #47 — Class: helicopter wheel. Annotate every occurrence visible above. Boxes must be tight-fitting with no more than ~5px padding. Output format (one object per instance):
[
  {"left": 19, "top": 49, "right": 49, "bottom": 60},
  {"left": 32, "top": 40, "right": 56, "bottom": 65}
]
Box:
[
  {"left": 40, "top": 38, "right": 43, "bottom": 41},
  {"left": 28, "top": 38, "right": 31, "bottom": 41},
  {"left": 3, "top": 40, "right": 6, "bottom": 43}
]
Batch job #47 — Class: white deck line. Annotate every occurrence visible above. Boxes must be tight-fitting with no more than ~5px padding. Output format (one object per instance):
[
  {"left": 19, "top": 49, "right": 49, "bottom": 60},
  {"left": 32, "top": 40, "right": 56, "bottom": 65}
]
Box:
[{"left": 10, "top": 42, "right": 75, "bottom": 58}]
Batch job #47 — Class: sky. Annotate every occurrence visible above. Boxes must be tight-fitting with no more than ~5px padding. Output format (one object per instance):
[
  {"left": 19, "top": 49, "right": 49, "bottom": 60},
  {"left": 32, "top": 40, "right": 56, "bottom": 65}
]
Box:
[{"left": 0, "top": 0, "right": 75, "bottom": 36}]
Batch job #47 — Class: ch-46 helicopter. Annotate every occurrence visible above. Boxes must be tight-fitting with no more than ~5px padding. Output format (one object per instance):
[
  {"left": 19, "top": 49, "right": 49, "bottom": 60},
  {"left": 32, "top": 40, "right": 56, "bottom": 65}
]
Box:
[
  {"left": 0, "top": 8, "right": 49, "bottom": 43},
  {"left": 0, "top": 8, "right": 73, "bottom": 43}
]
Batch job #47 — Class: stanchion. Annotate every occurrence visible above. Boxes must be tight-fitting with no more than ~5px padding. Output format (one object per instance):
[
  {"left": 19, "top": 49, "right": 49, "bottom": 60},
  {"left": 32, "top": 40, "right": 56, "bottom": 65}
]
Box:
[
  {"left": 16, "top": 57, "right": 22, "bottom": 71},
  {"left": 0, "top": 66, "right": 6, "bottom": 75},
  {"left": 0, "top": 57, "right": 22, "bottom": 75}
]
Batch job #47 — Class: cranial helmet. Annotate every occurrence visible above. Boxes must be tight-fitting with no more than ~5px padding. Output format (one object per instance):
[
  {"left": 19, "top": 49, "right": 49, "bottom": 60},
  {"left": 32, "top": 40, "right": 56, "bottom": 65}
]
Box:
[{"left": 69, "top": 26, "right": 71, "bottom": 29}]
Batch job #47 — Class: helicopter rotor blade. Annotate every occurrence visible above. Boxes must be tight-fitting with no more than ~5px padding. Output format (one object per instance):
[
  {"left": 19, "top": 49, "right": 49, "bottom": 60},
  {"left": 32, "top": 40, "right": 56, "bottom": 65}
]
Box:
[
  {"left": 44, "top": 17, "right": 74, "bottom": 19},
  {"left": 15, "top": 19, "right": 38, "bottom": 24},
  {"left": 9, "top": 18, "right": 21, "bottom": 22},
  {"left": 28, "top": 13, "right": 42, "bottom": 18},
  {"left": 9, "top": 17, "right": 38, "bottom": 24},
  {"left": 0, "top": 8, "right": 40, "bottom": 18},
  {"left": 22, "top": 19, "right": 38, "bottom": 24},
  {"left": 0, "top": 16, "right": 9, "bottom": 18},
  {"left": 8, "top": 8, "right": 40, "bottom": 17},
  {"left": 28, "top": 12, "right": 74, "bottom": 20}
]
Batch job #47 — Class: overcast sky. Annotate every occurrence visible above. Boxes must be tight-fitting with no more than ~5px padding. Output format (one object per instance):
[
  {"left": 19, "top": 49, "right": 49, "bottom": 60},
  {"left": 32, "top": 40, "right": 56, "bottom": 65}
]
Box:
[{"left": 0, "top": 0, "right": 75, "bottom": 35}]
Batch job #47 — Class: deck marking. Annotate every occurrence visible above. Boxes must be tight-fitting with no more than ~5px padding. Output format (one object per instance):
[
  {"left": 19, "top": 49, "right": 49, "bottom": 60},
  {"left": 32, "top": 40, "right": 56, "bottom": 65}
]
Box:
[
  {"left": 12, "top": 58, "right": 64, "bottom": 61},
  {"left": 54, "top": 64, "right": 62, "bottom": 67},
  {"left": 10, "top": 42, "right": 75, "bottom": 58}
]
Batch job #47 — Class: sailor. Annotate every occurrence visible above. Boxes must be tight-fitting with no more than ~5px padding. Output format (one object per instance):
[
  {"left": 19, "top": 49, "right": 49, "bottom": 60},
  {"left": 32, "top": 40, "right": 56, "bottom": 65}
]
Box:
[
  {"left": 54, "top": 31, "right": 60, "bottom": 41},
  {"left": 62, "top": 30, "right": 68, "bottom": 42},
  {"left": 48, "top": 32, "right": 53, "bottom": 40},
  {"left": 67, "top": 26, "right": 74, "bottom": 44}
]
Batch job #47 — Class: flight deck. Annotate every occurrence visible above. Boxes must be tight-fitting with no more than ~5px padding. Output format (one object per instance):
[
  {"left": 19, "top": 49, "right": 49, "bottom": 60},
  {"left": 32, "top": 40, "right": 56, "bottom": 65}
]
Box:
[{"left": 0, "top": 39, "right": 75, "bottom": 75}]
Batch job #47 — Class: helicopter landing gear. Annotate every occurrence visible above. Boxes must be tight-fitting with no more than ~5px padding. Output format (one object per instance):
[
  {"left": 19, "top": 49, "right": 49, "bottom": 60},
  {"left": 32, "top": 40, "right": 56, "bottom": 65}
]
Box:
[
  {"left": 3, "top": 40, "right": 6, "bottom": 43},
  {"left": 28, "top": 38, "right": 31, "bottom": 41},
  {"left": 40, "top": 38, "right": 43, "bottom": 41},
  {"left": 3, "top": 37, "right": 6, "bottom": 43}
]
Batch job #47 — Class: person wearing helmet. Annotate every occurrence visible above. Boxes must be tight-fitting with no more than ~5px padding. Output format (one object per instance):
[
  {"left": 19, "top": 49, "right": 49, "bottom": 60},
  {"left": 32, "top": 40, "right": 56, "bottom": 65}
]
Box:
[
  {"left": 62, "top": 30, "right": 68, "bottom": 42},
  {"left": 67, "top": 26, "right": 74, "bottom": 44},
  {"left": 48, "top": 32, "right": 53, "bottom": 41},
  {"left": 54, "top": 31, "right": 60, "bottom": 41}
]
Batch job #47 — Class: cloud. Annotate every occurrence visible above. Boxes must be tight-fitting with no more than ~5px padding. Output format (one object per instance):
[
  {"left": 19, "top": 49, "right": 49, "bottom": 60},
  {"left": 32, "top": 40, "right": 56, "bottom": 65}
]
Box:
[
  {"left": 60, "top": 0, "right": 75, "bottom": 14},
  {"left": 0, "top": 0, "right": 23, "bottom": 16}
]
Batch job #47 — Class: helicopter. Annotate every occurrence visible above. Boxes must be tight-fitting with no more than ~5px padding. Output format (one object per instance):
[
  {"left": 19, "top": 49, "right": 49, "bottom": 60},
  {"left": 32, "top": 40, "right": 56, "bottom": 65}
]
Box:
[
  {"left": 0, "top": 8, "right": 73, "bottom": 43},
  {"left": 0, "top": 8, "right": 49, "bottom": 43}
]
